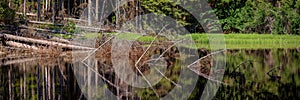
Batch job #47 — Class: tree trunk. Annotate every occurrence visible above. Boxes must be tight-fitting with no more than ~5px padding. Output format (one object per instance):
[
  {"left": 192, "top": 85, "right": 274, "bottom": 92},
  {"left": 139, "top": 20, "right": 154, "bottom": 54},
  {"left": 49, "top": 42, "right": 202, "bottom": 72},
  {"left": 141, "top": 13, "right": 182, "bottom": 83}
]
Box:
[
  {"left": 52, "top": 0, "right": 56, "bottom": 23},
  {"left": 88, "top": 0, "right": 92, "bottom": 26},
  {"left": 42, "top": 0, "right": 45, "bottom": 15},
  {"left": 95, "top": 0, "right": 99, "bottom": 22},
  {"left": 0, "top": 57, "right": 43, "bottom": 66},
  {"left": 60, "top": 0, "right": 64, "bottom": 20},
  {"left": 9, "top": 0, "right": 11, "bottom": 8},
  {"left": 100, "top": 0, "right": 106, "bottom": 27},
  {"left": 23, "top": 0, "right": 26, "bottom": 15},
  {"left": 67, "top": 0, "right": 70, "bottom": 14},
  {"left": 38, "top": 0, "right": 41, "bottom": 21},
  {"left": 116, "top": 0, "right": 120, "bottom": 28},
  {"left": 5, "top": 41, "right": 38, "bottom": 50},
  {"left": 1, "top": 34, "right": 95, "bottom": 50},
  {"left": 46, "top": 0, "right": 48, "bottom": 11}
]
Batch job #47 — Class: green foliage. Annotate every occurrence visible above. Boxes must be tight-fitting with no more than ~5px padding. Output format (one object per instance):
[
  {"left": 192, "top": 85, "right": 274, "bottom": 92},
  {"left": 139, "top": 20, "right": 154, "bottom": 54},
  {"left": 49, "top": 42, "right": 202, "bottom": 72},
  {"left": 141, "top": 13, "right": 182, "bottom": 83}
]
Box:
[
  {"left": 219, "top": 0, "right": 300, "bottom": 34},
  {"left": 65, "top": 22, "right": 77, "bottom": 33},
  {"left": 141, "top": 0, "right": 190, "bottom": 26},
  {"left": 0, "top": 0, "right": 15, "bottom": 24}
]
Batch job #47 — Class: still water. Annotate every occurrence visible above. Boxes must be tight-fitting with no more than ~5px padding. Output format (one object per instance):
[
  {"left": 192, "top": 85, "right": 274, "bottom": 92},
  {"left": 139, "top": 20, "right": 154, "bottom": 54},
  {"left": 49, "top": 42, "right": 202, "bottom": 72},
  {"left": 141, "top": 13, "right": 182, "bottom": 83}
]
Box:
[{"left": 1, "top": 49, "right": 299, "bottom": 99}]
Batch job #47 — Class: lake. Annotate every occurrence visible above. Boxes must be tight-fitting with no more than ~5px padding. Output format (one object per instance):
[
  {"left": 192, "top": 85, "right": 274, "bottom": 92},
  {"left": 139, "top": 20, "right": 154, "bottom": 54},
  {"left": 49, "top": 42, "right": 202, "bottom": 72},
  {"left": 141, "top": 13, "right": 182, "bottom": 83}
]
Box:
[{"left": 1, "top": 48, "right": 300, "bottom": 99}]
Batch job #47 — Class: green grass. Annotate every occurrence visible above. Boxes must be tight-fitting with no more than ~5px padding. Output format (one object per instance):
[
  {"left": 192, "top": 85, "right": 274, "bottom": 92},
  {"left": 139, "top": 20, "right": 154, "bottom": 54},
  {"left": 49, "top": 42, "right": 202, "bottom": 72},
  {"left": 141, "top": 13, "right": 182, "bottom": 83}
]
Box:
[
  {"left": 115, "top": 33, "right": 300, "bottom": 49},
  {"left": 116, "top": 32, "right": 162, "bottom": 42},
  {"left": 54, "top": 32, "right": 300, "bottom": 49},
  {"left": 186, "top": 33, "right": 300, "bottom": 49}
]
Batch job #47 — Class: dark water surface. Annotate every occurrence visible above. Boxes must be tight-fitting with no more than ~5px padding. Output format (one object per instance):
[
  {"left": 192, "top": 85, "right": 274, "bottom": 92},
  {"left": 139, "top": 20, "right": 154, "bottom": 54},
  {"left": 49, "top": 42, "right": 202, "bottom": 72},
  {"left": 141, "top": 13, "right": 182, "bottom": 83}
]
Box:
[{"left": 1, "top": 49, "right": 300, "bottom": 99}]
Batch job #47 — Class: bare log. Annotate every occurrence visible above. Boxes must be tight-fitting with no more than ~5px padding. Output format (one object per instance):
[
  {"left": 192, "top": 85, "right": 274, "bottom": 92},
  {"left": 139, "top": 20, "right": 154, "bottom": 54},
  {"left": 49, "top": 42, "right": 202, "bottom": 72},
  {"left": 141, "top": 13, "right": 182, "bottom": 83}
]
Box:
[
  {"left": 16, "top": 12, "right": 41, "bottom": 17},
  {"left": 28, "top": 20, "right": 64, "bottom": 26},
  {"left": 0, "top": 51, "right": 5, "bottom": 55},
  {"left": 25, "top": 20, "right": 119, "bottom": 33},
  {"left": 76, "top": 25, "right": 122, "bottom": 33},
  {"left": 0, "top": 57, "right": 44, "bottom": 66},
  {"left": 5, "top": 41, "right": 39, "bottom": 50},
  {"left": 1, "top": 34, "right": 95, "bottom": 50},
  {"left": 48, "top": 37, "right": 71, "bottom": 44}
]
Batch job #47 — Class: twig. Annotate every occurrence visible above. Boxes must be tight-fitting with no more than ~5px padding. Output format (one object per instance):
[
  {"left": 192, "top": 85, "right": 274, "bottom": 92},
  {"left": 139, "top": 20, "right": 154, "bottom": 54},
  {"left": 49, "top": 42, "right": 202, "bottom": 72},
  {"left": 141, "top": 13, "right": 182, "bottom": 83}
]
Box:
[
  {"left": 234, "top": 60, "right": 254, "bottom": 71},
  {"left": 266, "top": 66, "right": 282, "bottom": 78}
]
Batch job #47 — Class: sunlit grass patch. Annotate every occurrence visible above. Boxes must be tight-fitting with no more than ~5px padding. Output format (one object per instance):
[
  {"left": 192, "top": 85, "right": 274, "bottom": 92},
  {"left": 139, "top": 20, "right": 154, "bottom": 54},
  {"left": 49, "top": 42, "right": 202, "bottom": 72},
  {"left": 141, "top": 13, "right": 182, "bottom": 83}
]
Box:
[{"left": 185, "top": 33, "right": 300, "bottom": 49}]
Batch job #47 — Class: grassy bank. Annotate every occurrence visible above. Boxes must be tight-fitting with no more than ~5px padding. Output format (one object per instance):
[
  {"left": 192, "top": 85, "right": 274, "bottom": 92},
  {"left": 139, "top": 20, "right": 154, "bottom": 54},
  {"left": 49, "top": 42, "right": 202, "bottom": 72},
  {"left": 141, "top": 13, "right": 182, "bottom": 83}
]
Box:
[
  {"left": 75, "top": 33, "right": 300, "bottom": 49},
  {"left": 186, "top": 34, "right": 300, "bottom": 49}
]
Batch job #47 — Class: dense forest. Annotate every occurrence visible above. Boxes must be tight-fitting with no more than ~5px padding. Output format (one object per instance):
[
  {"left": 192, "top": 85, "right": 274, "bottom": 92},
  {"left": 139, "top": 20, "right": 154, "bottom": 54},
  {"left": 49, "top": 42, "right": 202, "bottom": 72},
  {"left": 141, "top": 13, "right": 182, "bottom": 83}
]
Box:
[{"left": 0, "top": 0, "right": 299, "bottom": 34}]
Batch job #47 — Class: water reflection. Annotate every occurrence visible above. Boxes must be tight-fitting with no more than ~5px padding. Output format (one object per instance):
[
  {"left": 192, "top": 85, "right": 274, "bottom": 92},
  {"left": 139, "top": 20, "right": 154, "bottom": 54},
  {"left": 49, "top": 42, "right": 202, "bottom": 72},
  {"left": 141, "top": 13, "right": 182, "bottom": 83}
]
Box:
[
  {"left": 1, "top": 49, "right": 300, "bottom": 99},
  {"left": 213, "top": 49, "right": 300, "bottom": 99},
  {"left": 0, "top": 59, "right": 83, "bottom": 100}
]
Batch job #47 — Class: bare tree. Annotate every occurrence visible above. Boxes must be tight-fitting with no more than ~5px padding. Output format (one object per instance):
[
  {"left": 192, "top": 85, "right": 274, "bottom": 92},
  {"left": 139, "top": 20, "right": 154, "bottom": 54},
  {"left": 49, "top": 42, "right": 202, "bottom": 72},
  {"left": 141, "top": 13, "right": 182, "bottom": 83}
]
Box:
[
  {"left": 88, "top": 0, "right": 92, "bottom": 26},
  {"left": 95, "top": 0, "right": 99, "bottom": 22},
  {"left": 38, "top": 0, "right": 41, "bottom": 21},
  {"left": 67, "top": 0, "right": 70, "bottom": 14},
  {"left": 9, "top": 0, "right": 11, "bottom": 8},
  {"left": 60, "top": 0, "right": 64, "bottom": 20},
  {"left": 52, "top": 0, "right": 56, "bottom": 23},
  {"left": 116, "top": 0, "right": 120, "bottom": 28},
  {"left": 23, "top": 0, "right": 26, "bottom": 15},
  {"left": 46, "top": 0, "right": 48, "bottom": 11},
  {"left": 100, "top": 0, "right": 106, "bottom": 27}
]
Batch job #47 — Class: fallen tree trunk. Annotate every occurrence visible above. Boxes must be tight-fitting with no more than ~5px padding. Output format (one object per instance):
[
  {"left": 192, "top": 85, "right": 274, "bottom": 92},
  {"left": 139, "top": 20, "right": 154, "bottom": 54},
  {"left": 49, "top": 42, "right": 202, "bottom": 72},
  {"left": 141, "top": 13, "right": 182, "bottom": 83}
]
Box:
[
  {"left": 1, "top": 34, "right": 95, "bottom": 50},
  {"left": 5, "top": 41, "right": 39, "bottom": 50},
  {"left": 28, "top": 20, "right": 64, "bottom": 26},
  {"left": 76, "top": 25, "right": 122, "bottom": 33},
  {"left": 0, "top": 57, "right": 44, "bottom": 66},
  {"left": 49, "top": 37, "right": 71, "bottom": 44}
]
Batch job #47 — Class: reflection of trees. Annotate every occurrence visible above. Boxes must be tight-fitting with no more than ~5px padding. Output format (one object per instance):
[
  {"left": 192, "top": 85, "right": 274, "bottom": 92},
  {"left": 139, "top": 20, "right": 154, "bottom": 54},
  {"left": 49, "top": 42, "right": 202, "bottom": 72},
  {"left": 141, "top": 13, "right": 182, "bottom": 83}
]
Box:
[
  {"left": 1, "top": 49, "right": 300, "bottom": 99},
  {"left": 0, "top": 59, "right": 83, "bottom": 99},
  {"left": 213, "top": 49, "right": 300, "bottom": 99}
]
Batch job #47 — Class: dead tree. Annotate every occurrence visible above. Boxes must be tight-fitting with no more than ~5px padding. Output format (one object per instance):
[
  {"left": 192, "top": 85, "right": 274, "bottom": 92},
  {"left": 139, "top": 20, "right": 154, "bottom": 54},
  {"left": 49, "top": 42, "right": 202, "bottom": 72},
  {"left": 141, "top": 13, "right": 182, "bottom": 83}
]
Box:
[
  {"left": 1, "top": 34, "right": 95, "bottom": 50},
  {"left": 23, "top": 0, "right": 26, "bottom": 15},
  {"left": 38, "top": 0, "right": 41, "bottom": 21}
]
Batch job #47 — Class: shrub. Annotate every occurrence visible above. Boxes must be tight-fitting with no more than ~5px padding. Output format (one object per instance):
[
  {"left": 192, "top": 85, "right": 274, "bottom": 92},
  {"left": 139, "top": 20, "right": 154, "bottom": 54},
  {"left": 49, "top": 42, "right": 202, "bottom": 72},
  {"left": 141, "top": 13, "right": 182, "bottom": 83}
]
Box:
[{"left": 0, "top": 0, "right": 15, "bottom": 24}]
